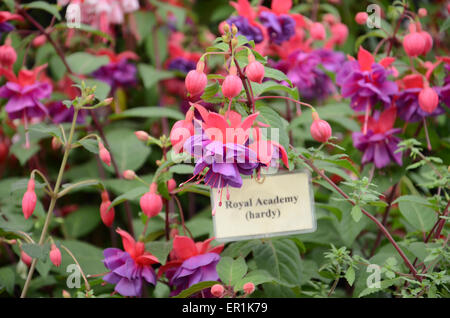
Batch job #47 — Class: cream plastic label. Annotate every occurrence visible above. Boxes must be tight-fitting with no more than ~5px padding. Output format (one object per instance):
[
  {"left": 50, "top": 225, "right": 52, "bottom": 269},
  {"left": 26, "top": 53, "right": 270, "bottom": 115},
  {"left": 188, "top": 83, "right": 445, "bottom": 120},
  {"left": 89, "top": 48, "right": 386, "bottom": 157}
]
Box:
[{"left": 212, "top": 171, "right": 316, "bottom": 242}]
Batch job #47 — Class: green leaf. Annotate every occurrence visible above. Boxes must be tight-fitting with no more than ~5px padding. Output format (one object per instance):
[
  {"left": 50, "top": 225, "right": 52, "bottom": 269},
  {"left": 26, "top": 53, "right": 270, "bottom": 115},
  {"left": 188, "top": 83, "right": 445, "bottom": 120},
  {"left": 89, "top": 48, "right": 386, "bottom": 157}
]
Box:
[
  {"left": 0, "top": 267, "right": 15, "bottom": 295},
  {"left": 104, "top": 128, "right": 151, "bottom": 173},
  {"left": 252, "top": 81, "right": 299, "bottom": 100},
  {"left": 110, "top": 106, "right": 184, "bottom": 121},
  {"left": 398, "top": 200, "right": 437, "bottom": 233},
  {"left": 172, "top": 281, "right": 218, "bottom": 298},
  {"left": 345, "top": 267, "right": 355, "bottom": 286},
  {"left": 358, "top": 278, "right": 400, "bottom": 298},
  {"left": 252, "top": 239, "right": 302, "bottom": 287},
  {"left": 10, "top": 142, "right": 40, "bottom": 166},
  {"left": 256, "top": 106, "right": 290, "bottom": 150},
  {"left": 53, "top": 23, "right": 114, "bottom": 44},
  {"left": 66, "top": 52, "right": 109, "bottom": 75},
  {"left": 234, "top": 270, "right": 274, "bottom": 291},
  {"left": 354, "top": 30, "right": 386, "bottom": 52},
  {"left": 23, "top": 1, "right": 61, "bottom": 20},
  {"left": 64, "top": 206, "right": 101, "bottom": 238},
  {"left": 216, "top": 257, "right": 248, "bottom": 286},
  {"left": 54, "top": 240, "right": 105, "bottom": 276},
  {"left": 109, "top": 186, "right": 148, "bottom": 210},
  {"left": 351, "top": 205, "right": 362, "bottom": 223},
  {"left": 264, "top": 67, "right": 291, "bottom": 85},
  {"left": 77, "top": 139, "right": 99, "bottom": 154},
  {"left": 146, "top": 241, "right": 172, "bottom": 266},
  {"left": 22, "top": 243, "right": 44, "bottom": 259},
  {"left": 169, "top": 164, "right": 194, "bottom": 175},
  {"left": 138, "top": 64, "right": 174, "bottom": 89},
  {"left": 133, "top": 11, "right": 156, "bottom": 44}
]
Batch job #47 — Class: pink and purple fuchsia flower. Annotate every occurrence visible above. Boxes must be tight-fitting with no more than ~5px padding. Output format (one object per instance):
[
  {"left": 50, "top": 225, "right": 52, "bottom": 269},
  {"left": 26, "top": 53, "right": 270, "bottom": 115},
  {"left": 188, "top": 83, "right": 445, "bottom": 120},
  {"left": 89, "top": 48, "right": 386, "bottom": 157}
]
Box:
[
  {"left": 0, "top": 65, "right": 52, "bottom": 121},
  {"left": 158, "top": 236, "right": 224, "bottom": 296},
  {"left": 352, "top": 107, "right": 403, "bottom": 169},
  {"left": 103, "top": 228, "right": 159, "bottom": 297}
]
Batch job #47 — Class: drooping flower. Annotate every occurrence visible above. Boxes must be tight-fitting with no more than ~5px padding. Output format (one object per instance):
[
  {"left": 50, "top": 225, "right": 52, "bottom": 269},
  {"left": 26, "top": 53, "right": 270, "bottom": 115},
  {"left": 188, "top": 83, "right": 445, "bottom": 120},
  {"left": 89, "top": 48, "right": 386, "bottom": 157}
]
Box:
[
  {"left": 48, "top": 101, "right": 87, "bottom": 124},
  {"left": 226, "top": 16, "right": 264, "bottom": 44},
  {"left": 158, "top": 236, "right": 223, "bottom": 296},
  {"left": 352, "top": 107, "right": 403, "bottom": 169},
  {"left": 259, "top": 11, "right": 296, "bottom": 45},
  {"left": 395, "top": 74, "right": 444, "bottom": 122},
  {"left": 336, "top": 46, "right": 398, "bottom": 112},
  {"left": 103, "top": 228, "right": 159, "bottom": 297},
  {"left": 0, "top": 11, "right": 23, "bottom": 36},
  {"left": 91, "top": 49, "right": 138, "bottom": 93},
  {"left": 0, "top": 65, "right": 52, "bottom": 121}
]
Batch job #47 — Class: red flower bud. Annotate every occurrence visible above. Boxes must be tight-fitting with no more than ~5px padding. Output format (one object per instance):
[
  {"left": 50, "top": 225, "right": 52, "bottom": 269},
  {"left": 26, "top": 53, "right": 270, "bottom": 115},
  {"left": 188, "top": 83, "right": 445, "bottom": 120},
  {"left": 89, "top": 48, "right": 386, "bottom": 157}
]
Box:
[
  {"left": 32, "top": 34, "right": 47, "bottom": 48},
  {"left": 243, "top": 282, "right": 255, "bottom": 295},
  {"left": 211, "top": 284, "right": 225, "bottom": 297},
  {"left": 419, "top": 31, "right": 433, "bottom": 55},
  {"left": 403, "top": 31, "right": 425, "bottom": 57},
  {"left": 185, "top": 61, "right": 207, "bottom": 96},
  {"left": 418, "top": 87, "right": 439, "bottom": 113},
  {"left": 51, "top": 136, "right": 61, "bottom": 150},
  {"left": 331, "top": 23, "right": 348, "bottom": 45},
  {"left": 222, "top": 65, "right": 243, "bottom": 98},
  {"left": 22, "top": 178, "right": 37, "bottom": 219},
  {"left": 310, "top": 22, "right": 326, "bottom": 40},
  {"left": 21, "top": 250, "right": 32, "bottom": 267},
  {"left": 323, "top": 14, "right": 336, "bottom": 25},
  {"left": 355, "top": 12, "right": 368, "bottom": 25},
  {"left": 100, "top": 190, "right": 115, "bottom": 227},
  {"left": 49, "top": 244, "right": 62, "bottom": 267},
  {"left": 245, "top": 54, "right": 265, "bottom": 84},
  {"left": 135, "top": 130, "right": 149, "bottom": 141},
  {"left": 123, "top": 169, "right": 136, "bottom": 180},
  {"left": 167, "top": 178, "right": 177, "bottom": 192},
  {"left": 140, "top": 183, "right": 163, "bottom": 218},
  {"left": 0, "top": 43, "right": 17, "bottom": 69},
  {"left": 310, "top": 112, "right": 332, "bottom": 143},
  {"left": 98, "top": 142, "right": 111, "bottom": 166},
  {"left": 418, "top": 8, "right": 427, "bottom": 17}
]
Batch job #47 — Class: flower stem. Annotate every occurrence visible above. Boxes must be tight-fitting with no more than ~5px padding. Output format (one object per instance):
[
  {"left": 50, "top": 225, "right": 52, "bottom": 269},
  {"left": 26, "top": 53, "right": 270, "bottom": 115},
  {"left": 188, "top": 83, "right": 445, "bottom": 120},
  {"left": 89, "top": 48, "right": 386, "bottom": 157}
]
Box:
[{"left": 20, "top": 110, "right": 79, "bottom": 298}]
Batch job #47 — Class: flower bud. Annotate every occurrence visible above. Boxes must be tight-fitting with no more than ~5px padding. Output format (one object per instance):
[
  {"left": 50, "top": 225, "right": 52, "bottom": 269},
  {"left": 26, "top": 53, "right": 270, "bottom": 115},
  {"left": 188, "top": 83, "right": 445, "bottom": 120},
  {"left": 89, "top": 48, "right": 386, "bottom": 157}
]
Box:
[
  {"left": 32, "top": 34, "right": 47, "bottom": 48},
  {"left": 49, "top": 244, "right": 62, "bottom": 267},
  {"left": 222, "top": 65, "right": 243, "bottom": 98},
  {"left": 62, "top": 290, "right": 71, "bottom": 298},
  {"left": 322, "top": 13, "right": 336, "bottom": 25},
  {"left": 419, "top": 31, "right": 433, "bottom": 55},
  {"left": 310, "top": 22, "right": 326, "bottom": 40},
  {"left": 185, "top": 61, "right": 207, "bottom": 96},
  {"left": 355, "top": 12, "right": 368, "bottom": 25},
  {"left": 418, "top": 8, "right": 427, "bottom": 17},
  {"left": 135, "top": 130, "right": 149, "bottom": 141},
  {"left": 403, "top": 31, "right": 425, "bottom": 57},
  {"left": 100, "top": 190, "right": 115, "bottom": 227},
  {"left": 418, "top": 87, "right": 439, "bottom": 113},
  {"left": 231, "top": 24, "right": 238, "bottom": 35},
  {"left": 310, "top": 112, "right": 332, "bottom": 143},
  {"left": 21, "top": 250, "right": 32, "bottom": 267},
  {"left": 140, "top": 183, "right": 163, "bottom": 218},
  {"left": 167, "top": 178, "right": 177, "bottom": 192},
  {"left": 211, "top": 284, "right": 225, "bottom": 297},
  {"left": 123, "top": 169, "right": 136, "bottom": 180},
  {"left": 98, "top": 141, "right": 111, "bottom": 166},
  {"left": 0, "top": 43, "right": 17, "bottom": 69},
  {"left": 245, "top": 55, "right": 265, "bottom": 84},
  {"left": 331, "top": 23, "right": 348, "bottom": 45},
  {"left": 22, "top": 178, "right": 37, "bottom": 219},
  {"left": 51, "top": 136, "right": 61, "bottom": 150},
  {"left": 243, "top": 282, "right": 255, "bottom": 295}
]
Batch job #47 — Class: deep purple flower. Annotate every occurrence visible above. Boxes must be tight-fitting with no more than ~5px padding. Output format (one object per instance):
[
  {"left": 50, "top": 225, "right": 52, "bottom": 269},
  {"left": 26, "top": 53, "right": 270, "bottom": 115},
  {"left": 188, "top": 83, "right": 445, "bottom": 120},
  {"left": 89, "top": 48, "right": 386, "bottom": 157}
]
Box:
[
  {"left": 167, "top": 57, "right": 196, "bottom": 74},
  {"left": 184, "top": 133, "right": 258, "bottom": 189},
  {"left": 0, "top": 80, "right": 52, "bottom": 120},
  {"left": 259, "top": 11, "right": 295, "bottom": 45},
  {"left": 169, "top": 253, "right": 220, "bottom": 295},
  {"left": 336, "top": 47, "right": 397, "bottom": 111},
  {"left": 102, "top": 229, "right": 158, "bottom": 297},
  {"left": 226, "top": 16, "right": 264, "bottom": 44},
  {"left": 92, "top": 59, "right": 137, "bottom": 92},
  {"left": 312, "top": 49, "right": 346, "bottom": 73},
  {"left": 48, "top": 101, "right": 87, "bottom": 124},
  {"left": 352, "top": 107, "right": 402, "bottom": 169},
  {"left": 395, "top": 87, "right": 444, "bottom": 123},
  {"left": 0, "top": 22, "right": 14, "bottom": 35}
]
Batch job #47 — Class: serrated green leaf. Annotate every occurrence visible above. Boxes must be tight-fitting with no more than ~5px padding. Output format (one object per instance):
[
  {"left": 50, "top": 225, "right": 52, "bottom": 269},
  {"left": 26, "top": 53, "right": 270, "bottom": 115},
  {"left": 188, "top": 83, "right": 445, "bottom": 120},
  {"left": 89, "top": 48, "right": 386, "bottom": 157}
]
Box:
[
  {"left": 345, "top": 267, "right": 355, "bottom": 286},
  {"left": 216, "top": 256, "right": 248, "bottom": 286}
]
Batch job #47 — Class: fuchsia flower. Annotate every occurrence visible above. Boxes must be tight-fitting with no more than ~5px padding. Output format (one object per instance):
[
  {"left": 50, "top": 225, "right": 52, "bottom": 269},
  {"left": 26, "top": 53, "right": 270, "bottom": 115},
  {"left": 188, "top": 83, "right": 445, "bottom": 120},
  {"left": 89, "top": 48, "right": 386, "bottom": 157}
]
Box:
[
  {"left": 336, "top": 46, "right": 398, "bottom": 112},
  {"left": 91, "top": 49, "right": 138, "bottom": 92},
  {"left": 139, "top": 183, "right": 163, "bottom": 218},
  {"left": 49, "top": 244, "right": 62, "bottom": 267},
  {"left": 0, "top": 11, "right": 23, "bottom": 36},
  {"left": 22, "top": 178, "right": 37, "bottom": 220},
  {"left": 103, "top": 229, "right": 159, "bottom": 297},
  {"left": 158, "top": 236, "right": 224, "bottom": 296},
  {"left": 352, "top": 107, "right": 403, "bottom": 169},
  {"left": 0, "top": 64, "right": 52, "bottom": 121},
  {"left": 100, "top": 190, "right": 115, "bottom": 227}
]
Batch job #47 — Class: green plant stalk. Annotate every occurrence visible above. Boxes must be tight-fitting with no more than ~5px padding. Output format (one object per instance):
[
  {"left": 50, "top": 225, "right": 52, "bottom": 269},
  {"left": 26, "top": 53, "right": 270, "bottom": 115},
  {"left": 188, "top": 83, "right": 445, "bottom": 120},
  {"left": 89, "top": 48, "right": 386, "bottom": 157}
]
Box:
[{"left": 20, "top": 110, "right": 79, "bottom": 298}]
